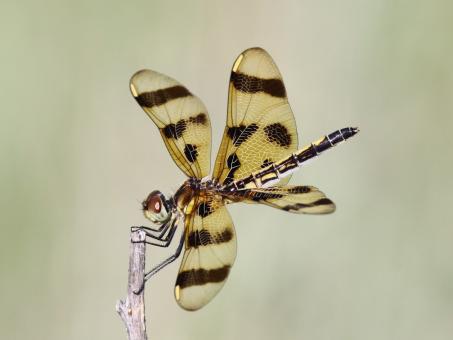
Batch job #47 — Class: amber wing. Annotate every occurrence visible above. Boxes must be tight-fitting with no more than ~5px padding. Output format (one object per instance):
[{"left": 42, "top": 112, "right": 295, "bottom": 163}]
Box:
[
  {"left": 228, "top": 185, "right": 336, "bottom": 214},
  {"left": 213, "top": 47, "right": 298, "bottom": 186},
  {"left": 174, "top": 194, "right": 237, "bottom": 310},
  {"left": 130, "top": 70, "right": 211, "bottom": 179}
]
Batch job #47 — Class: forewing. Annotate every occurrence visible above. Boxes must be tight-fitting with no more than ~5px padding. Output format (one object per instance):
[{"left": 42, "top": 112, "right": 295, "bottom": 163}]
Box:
[
  {"left": 130, "top": 70, "right": 211, "bottom": 178},
  {"left": 213, "top": 47, "right": 298, "bottom": 186},
  {"left": 175, "top": 194, "right": 237, "bottom": 310},
  {"left": 232, "top": 185, "right": 336, "bottom": 214}
]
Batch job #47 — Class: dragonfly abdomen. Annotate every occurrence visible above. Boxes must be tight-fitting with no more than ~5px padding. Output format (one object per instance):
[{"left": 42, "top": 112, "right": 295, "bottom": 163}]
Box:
[{"left": 224, "top": 127, "right": 358, "bottom": 190}]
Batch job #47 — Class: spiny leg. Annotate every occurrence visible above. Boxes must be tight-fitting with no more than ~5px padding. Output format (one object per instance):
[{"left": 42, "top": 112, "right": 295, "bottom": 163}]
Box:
[
  {"left": 141, "top": 220, "right": 178, "bottom": 248},
  {"left": 144, "top": 230, "right": 185, "bottom": 282},
  {"left": 134, "top": 228, "right": 185, "bottom": 294},
  {"left": 131, "top": 222, "right": 167, "bottom": 234},
  {"left": 131, "top": 219, "right": 173, "bottom": 242}
]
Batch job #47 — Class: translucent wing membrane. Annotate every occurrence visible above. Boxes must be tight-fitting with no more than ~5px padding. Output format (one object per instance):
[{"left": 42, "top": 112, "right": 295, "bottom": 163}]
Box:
[
  {"left": 228, "top": 185, "right": 336, "bottom": 214},
  {"left": 130, "top": 47, "right": 359, "bottom": 312},
  {"left": 175, "top": 194, "right": 237, "bottom": 311},
  {"left": 213, "top": 47, "right": 298, "bottom": 186},
  {"left": 130, "top": 70, "right": 211, "bottom": 179}
]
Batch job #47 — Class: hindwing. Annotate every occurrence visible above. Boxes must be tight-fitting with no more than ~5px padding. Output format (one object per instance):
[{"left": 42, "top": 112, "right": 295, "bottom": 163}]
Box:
[
  {"left": 175, "top": 194, "right": 236, "bottom": 310},
  {"left": 227, "top": 185, "right": 336, "bottom": 214}
]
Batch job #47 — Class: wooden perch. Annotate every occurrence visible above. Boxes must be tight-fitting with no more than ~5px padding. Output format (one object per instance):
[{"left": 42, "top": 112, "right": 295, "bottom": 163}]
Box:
[{"left": 116, "top": 229, "right": 148, "bottom": 340}]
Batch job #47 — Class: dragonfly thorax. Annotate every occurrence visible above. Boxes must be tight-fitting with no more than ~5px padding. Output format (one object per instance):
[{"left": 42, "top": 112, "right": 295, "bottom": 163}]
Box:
[{"left": 172, "top": 178, "right": 222, "bottom": 213}]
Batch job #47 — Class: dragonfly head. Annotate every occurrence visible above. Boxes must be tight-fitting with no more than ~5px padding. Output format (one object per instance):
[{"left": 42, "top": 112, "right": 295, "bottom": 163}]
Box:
[{"left": 142, "top": 190, "right": 173, "bottom": 224}]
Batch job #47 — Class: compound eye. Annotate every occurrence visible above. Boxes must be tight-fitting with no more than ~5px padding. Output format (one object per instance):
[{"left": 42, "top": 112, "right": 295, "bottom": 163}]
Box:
[
  {"left": 142, "top": 191, "right": 170, "bottom": 224},
  {"left": 143, "top": 191, "right": 164, "bottom": 213},
  {"left": 149, "top": 195, "right": 161, "bottom": 213}
]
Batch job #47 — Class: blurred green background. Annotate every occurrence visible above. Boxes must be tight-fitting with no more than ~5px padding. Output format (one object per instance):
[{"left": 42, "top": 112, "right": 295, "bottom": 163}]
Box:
[{"left": 1, "top": 0, "right": 453, "bottom": 339}]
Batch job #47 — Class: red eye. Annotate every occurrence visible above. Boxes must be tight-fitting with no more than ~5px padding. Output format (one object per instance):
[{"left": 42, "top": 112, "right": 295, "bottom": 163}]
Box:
[
  {"left": 153, "top": 200, "right": 161, "bottom": 212},
  {"left": 143, "top": 191, "right": 163, "bottom": 213}
]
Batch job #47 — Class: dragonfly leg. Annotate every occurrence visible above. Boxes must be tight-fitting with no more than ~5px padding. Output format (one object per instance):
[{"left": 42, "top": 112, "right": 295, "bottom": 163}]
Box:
[
  {"left": 131, "top": 221, "right": 172, "bottom": 243},
  {"left": 141, "top": 220, "right": 178, "bottom": 248},
  {"left": 131, "top": 222, "right": 167, "bottom": 233},
  {"left": 133, "top": 228, "right": 185, "bottom": 294}
]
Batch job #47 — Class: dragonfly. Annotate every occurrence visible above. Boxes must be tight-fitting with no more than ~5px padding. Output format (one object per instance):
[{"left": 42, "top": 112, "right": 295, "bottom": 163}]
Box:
[{"left": 130, "top": 47, "right": 358, "bottom": 311}]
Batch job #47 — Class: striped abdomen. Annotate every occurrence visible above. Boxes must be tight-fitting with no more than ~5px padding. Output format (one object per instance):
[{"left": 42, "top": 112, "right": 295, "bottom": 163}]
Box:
[{"left": 223, "top": 127, "right": 359, "bottom": 190}]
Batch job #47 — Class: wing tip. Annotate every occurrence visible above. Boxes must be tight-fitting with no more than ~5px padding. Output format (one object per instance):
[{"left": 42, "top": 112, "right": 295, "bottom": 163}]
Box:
[
  {"left": 130, "top": 68, "right": 150, "bottom": 81},
  {"left": 174, "top": 285, "right": 206, "bottom": 311},
  {"left": 312, "top": 198, "right": 336, "bottom": 214},
  {"left": 244, "top": 46, "right": 266, "bottom": 53},
  {"left": 324, "top": 200, "right": 336, "bottom": 214},
  {"left": 232, "top": 47, "right": 272, "bottom": 72},
  {"left": 129, "top": 69, "right": 151, "bottom": 97}
]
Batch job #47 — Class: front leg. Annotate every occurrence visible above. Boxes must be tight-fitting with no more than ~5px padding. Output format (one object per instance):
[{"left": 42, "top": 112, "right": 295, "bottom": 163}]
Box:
[
  {"left": 131, "top": 221, "right": 167, "bottom": 234},
  {"left": 131, "top": 224, "right": 170, "bottom": 241},
  {"left": 141, "top": 219, "right": 178, "bottom": 247},
  {"left": 134, "top": 228, "right": 185, "bottom": 294}
]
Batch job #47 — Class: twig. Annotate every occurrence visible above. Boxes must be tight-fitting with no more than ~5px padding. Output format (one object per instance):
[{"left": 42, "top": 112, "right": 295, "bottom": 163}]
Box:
[{"left": 116, "top": 229, "right": 148, "bottom": 340}]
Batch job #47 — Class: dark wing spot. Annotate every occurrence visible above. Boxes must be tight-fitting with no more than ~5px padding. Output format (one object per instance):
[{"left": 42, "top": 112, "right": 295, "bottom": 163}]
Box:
[
  {"left": 187, "top": 229, "right": 210, "bottom": 248},
  {"left": 249, "top": 191, "right": 284, "bottom": 202},
  {"left": 223, "top": 153, "right": 241, "bottom": 185},
  {"left": 287, "top": 186, "right": 312, "bottom": 194},
  {"left": 184, "top": 144, "right": 198, "bottom": 163},
  {"left": 282, "top": 198, "right": 334, "bottom": 211},
  {"left": 135, "top": 85, "right": 191, "bottom": 108},
  {"left": 261, "top": 158, "right": 273, "bottom": 168},
  {"left": 227, "top": 123, "right": 259, "bottom": 146},
  {"left": 175, "top": 120, "right": 187, "bottom": 137},
  {"left": 197, "top": 201, "right": 213, "bottom": 217},
  {"left": 264, "top": 123, "right": 292, "bottom": 147},
  {"left": 162, "top": 124, "right": 176, "bottom": 138},
  {"left": 312, "top": 198, "right": 334, "bottom": 206},
  {"left": 262, "top": 78, "right": 287, "bottom": 97},
  {"left": 176, "top": 266, "right": 231, "bottom": 289},
  {"left": 216, "top": 229, "right": 234, "bottom": 244},
  {"left": 188, "top": 113, "right": 208, "bottom": 125},
  {"left": 162, "top": 119, "right": 187, "bottom": 139},
  {"left": 187, "top": 229, "right": 233, "bottom": 248},
  {"left": 231, "top": 72, "right": 286, "bottom": 98},
  {"left": 227, "top": 153, "right": 240, "bottom": 169}
]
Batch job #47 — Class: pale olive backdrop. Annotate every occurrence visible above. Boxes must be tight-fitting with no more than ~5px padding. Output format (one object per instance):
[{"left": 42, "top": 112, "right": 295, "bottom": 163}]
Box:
[{"left": 1, "top": 1, "right": 452, "bottom": 339}]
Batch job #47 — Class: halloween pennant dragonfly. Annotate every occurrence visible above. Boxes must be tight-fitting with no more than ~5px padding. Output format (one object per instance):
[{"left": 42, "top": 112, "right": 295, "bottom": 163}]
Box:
[{"left": 130, "top": 47, "right": 358, "bottom": 311}]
